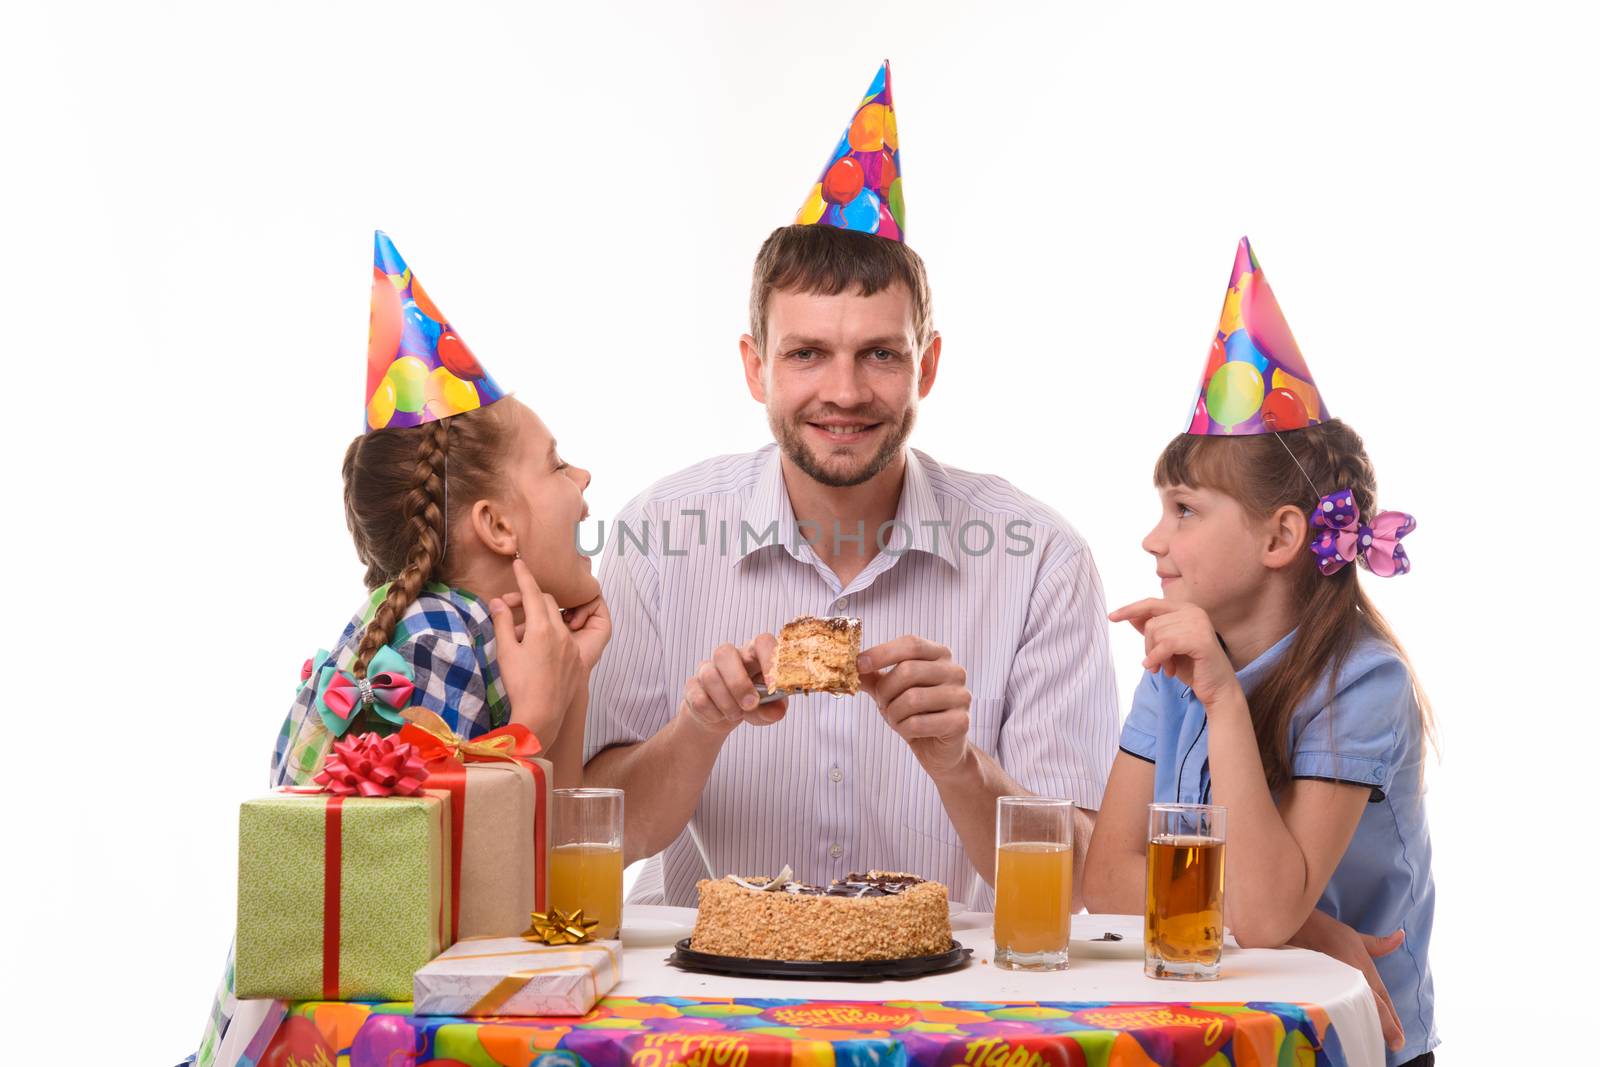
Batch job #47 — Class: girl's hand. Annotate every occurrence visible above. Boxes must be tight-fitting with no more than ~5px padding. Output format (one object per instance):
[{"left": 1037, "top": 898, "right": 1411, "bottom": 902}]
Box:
[
  {"left": 1108, "top": 599, "right": 1240, "bottom": 707},
  {"left": 562, "top": 594, "right": 611, "bottom": 672},
  {"left": 489, "top": 558, "right": 585, "bottom": 745},
  {"left": 1289, "top": 909, "right": 1407, "bottom": 1052},
  {"left": 493, "top": 592, "right": 609, "bottom": 670}
]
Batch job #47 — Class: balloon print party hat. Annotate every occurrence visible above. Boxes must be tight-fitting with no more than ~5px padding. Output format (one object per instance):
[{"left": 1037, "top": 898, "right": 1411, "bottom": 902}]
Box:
[
  {"left": 794, "top": 60, "right": 906, "bottom": 241},
  {"left": 1186, "top": 237, "right": 1330, "bottom": 436},
  {"left": 365, "top": 231, "right": 506, "bottom": 432}
]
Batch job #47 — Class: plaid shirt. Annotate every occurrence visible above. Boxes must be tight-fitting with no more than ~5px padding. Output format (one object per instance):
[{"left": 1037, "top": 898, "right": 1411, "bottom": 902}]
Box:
[
  {"left": 270, "top": 582, "right": 510, "bottom": 787},
  {"left": 195, "top": 583, "right": 508, "bottom": 1067}
]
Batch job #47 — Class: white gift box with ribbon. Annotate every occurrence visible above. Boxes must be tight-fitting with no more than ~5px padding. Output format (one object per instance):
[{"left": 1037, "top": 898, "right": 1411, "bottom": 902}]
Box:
[{"left": 413, "top": 937, "right": 622, "bottom": 1016}]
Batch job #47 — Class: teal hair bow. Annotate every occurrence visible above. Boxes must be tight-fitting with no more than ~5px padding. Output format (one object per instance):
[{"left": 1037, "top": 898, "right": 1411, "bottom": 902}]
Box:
[{"left": 299, "top": 645, "right": 417, "bottom": 737}]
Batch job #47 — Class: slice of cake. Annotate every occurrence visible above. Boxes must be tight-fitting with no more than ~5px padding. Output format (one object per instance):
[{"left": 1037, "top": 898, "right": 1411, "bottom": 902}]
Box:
[
  {"left": 691, "top": 871, "right": 950, "bottom": 961},
  {"left": 770, "top": 615, "right": 862, "bottom": 695}
]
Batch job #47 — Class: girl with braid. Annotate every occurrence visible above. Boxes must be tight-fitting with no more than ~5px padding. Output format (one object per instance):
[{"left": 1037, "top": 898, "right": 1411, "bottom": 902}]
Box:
[
  {"left": 191, "top": 233, "right": 608, "bottom": 1067},
  {"left": 1082, "top": 241, "right": 1437, "bottom": 1067},
  {"left": 271, "top": 232, "right": 609, "bottom": 791}
]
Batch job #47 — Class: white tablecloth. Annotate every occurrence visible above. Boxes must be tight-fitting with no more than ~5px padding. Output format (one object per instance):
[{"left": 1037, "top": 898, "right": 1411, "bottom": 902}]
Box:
[{"left": 617, "top": 905, "right": 1384, "bottom": 1067}]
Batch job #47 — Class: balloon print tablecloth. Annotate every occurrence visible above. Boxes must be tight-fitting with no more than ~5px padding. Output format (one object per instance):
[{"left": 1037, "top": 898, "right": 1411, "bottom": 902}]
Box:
[
  {"left": 241, "top": 995, "right": 1347, "bottom": 1067},
  {"left": 220, "top": 908, "right": 1383, "bottom": 1067}
]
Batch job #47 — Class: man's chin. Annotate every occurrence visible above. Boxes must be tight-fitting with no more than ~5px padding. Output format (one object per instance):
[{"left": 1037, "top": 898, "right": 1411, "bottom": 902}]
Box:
[
  {"left": 797, "top": 450, "right": 880, "bottom": 488},
  {"left": 772, "top": 409, "right": 913, "bottom": 489}
]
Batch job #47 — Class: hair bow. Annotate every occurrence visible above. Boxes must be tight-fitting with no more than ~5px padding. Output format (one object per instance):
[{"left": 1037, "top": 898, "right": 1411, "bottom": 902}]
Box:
[
  {"left": 299, "top": 650, "right": 328, "bottom": 691},
  {"left": 303, "top": 644, "right": 417, "bottom": 737},
  {"left": 1309, "top": 489, "right": 1416, "bottom": 577},
  {"left": 313, "top": 732, "right": 429, "bottom": 797}
]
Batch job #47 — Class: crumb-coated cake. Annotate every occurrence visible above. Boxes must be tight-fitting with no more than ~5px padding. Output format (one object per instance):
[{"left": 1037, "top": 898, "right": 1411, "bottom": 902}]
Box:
[
  {"left": 691, "top": 871, "right": 951, "bottom": 961},
  {"left": 770, "top": 616, "right": 862, "bottom": 695}
]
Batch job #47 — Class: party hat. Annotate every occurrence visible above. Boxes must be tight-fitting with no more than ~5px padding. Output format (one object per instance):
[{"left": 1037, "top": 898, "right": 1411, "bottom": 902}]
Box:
[
  {"left": 1186, "top": 238, "right": 1330, "bottom": 436},
  {"left": 794, "top": 60, "right": 905, "bottom": 241},
  {"left": 365, "top": 231, "right": 505, "bottom": 432}
]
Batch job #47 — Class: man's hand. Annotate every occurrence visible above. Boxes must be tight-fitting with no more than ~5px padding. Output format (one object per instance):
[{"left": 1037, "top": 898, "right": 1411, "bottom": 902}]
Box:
[
  {"left": 858, "top": 636, "right": 973, "bottom": 776},
  {"left": 1289, "top": 909, "right": 1407, "bottom": 1052},
  {"left": 678, "top": 635, "right": 788, "bottom": 736}
]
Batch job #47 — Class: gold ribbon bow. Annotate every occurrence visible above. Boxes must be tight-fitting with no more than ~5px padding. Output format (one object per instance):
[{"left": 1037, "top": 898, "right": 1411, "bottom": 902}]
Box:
[
  {"left": 523, "top": 907, "right": 600, "bottom": 946},
  {"left": 400, "top": 708, "right": 538, "bottom": 763}
]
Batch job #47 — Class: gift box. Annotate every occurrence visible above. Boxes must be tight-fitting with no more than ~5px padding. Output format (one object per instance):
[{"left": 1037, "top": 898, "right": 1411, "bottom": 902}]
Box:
[
  {"left": 399, "top": 710, "right": 552, "bottom": 939},
  {"left": 236, "top": 790, "right": 450, "bottom": 1001},
  {"left": 413, "top": 937, "right": 623, "bottom": 1016},
  {"left": 446, "top": 759, "right": 546, "bottom": 937}
]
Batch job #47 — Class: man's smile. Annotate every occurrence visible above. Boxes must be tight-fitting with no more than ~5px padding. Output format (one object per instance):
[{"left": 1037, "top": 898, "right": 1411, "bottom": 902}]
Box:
[{"left": 805, "top": 418, "right": 884, "bottom": 445}]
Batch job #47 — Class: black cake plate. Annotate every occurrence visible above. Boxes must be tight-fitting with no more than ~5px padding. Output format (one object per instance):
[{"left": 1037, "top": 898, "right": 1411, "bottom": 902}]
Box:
[{"left": 667, "top": 938, "right": 973, "bottom": 980}]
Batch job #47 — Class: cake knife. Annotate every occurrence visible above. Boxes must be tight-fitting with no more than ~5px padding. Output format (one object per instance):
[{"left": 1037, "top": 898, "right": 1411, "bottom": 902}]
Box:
[{"left": 752, "top": 681, "right": 791, "bottom": 705}]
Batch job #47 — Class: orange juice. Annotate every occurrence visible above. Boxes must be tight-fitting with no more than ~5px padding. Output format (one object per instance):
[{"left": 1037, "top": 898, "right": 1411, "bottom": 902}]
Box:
[
  {"left": 994, "top": 841, "right": 1073, "bottom": 957},
  {"left": 550, "top": 842, "right": 624, "bottom": 939}
]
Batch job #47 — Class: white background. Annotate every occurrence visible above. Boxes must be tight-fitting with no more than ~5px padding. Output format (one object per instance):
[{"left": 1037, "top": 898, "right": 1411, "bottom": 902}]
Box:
[{"left": 5, "top": 1, "right": 1595, "bottom": 1061}]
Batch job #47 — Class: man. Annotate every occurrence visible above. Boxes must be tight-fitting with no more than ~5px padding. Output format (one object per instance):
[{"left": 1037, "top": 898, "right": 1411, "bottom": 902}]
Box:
[{"left": 584, "top": 61, "right": 1118, "bottom": 909}]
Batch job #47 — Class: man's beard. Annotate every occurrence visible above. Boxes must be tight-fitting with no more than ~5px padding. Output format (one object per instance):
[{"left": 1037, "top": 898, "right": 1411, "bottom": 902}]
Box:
[{"left": 770, "top": 404, "right": 917, "bottom": 488}]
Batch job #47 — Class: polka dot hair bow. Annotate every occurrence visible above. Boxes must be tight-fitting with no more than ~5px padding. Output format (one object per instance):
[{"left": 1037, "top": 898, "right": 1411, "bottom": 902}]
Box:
[{"left": 1309, "top": 489, "right": 1416, "bottom": 577}]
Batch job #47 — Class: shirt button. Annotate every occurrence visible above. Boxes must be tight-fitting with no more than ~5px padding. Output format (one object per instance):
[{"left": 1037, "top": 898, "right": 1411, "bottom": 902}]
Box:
[
  {"left": 829, "top": 767, "right": 843, "bottom": 783},
  {"left": 832, "top": 600, "right": 846, "bottom": 613},
  {"left": 829, "top": 843, "right": 843, "bottom": 858}
]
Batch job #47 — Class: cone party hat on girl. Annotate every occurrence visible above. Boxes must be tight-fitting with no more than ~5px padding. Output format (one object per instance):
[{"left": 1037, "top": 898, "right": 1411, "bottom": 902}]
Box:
[
  {"left": 794, "top": 60, "right": 906, "bottom": 241},
  {"left": 365, "top": 231, "right": 505, "bottom": 432},
  {"left": 1186, "top": 237, "right": 1330, "bottom": 436}
]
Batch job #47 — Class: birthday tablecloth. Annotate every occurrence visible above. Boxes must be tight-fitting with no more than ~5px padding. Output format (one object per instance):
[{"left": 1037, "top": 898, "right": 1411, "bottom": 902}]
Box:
[
  {"left": 242, "top": 995, "right": 1345, "bottom": 1067},
  {"left": 223, "top": 908, "right": 1381, "bottom": 1067}
]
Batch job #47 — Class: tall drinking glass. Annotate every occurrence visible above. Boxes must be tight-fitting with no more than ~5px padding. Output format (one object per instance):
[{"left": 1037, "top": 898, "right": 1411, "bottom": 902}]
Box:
[
  {"left": 1145, "top": 803, "right": 1227, "bottom": 980},
  {"left": 993, "top": 795, "right": 1074, "bottom": 970},
  {"left": 549, "top": 787, "right": 624, "bottom": 940}
]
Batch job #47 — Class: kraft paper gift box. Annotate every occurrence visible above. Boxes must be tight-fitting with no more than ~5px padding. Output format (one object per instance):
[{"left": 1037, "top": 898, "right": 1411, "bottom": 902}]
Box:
[
  {"left": 235, "top": 791, "right": 451, "bottom": 1001},
  {"left": 413, "top": 937, "right": 623, "bottom": 1016},
  {"left": 398, "top": 711, "right": 553, "bottom": 940},
  {"left": 439, "top": 759, "right": 549, "bottom": 938}
]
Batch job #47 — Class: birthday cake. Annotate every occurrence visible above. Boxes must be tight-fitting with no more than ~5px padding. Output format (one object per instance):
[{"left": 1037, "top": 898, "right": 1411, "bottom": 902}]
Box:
[
  {"left": 691, "top": 870, "right": 950, "bottom": 961},
  {"left": 770, "top": 616, "right": 862, "bottom": 695}
]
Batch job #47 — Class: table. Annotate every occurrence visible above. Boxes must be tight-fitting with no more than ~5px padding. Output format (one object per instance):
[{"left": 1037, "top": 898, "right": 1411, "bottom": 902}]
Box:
[{"left": 229, "top": 906, "right": 1384, "bottom": 1067}]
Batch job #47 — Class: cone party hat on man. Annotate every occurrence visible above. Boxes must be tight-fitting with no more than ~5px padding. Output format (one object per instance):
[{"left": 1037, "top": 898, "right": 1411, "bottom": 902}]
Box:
[{"left": 794, "top": 60, "right": 906, "bottom": 241}]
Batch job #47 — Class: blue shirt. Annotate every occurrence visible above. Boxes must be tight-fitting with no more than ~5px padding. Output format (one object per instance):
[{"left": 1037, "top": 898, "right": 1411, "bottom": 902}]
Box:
[{"left": 1119, "top": 629, "right": 1437, "bottom": 1066}]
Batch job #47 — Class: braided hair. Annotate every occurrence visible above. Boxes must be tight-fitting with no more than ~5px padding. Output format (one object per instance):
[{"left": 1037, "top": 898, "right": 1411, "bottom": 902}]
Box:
[
  {"left": 339, "top": 400, "right": 517, "bottom": 679},
  {"left": 1155, "top": 419, "right": 1434, "bottom": 792}
]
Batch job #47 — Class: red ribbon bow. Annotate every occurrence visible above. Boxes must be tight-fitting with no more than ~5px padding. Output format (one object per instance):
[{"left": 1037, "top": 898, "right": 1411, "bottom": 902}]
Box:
[{"left": 312, "top": 732, "right": 430, "bottom": 797}]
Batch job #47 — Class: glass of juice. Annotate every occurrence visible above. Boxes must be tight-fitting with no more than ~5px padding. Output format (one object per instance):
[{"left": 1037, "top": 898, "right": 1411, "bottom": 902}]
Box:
[
  {"left": 993, "top": 795, "right": 1075, "bottom": 971},
  {"left": 549, "top": 787, "right": 625, "bottom": 940},
  {"left": 1145, "top": 803, "right": 1227, "bottom": 980}
]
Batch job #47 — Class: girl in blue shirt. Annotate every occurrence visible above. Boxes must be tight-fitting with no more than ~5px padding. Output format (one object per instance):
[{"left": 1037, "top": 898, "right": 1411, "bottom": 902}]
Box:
[{"left": 1082, "top": 239, "right": 1437, "bottom": 1067}]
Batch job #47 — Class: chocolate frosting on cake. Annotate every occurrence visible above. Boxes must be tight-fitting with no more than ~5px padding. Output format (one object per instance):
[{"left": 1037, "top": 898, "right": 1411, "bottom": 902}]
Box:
[
  {"left": 736, "top": 870, "right": 926, "bottom": 898},
  {"left": 779, "top": 872, "right": 926, "bottom": 897}
]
